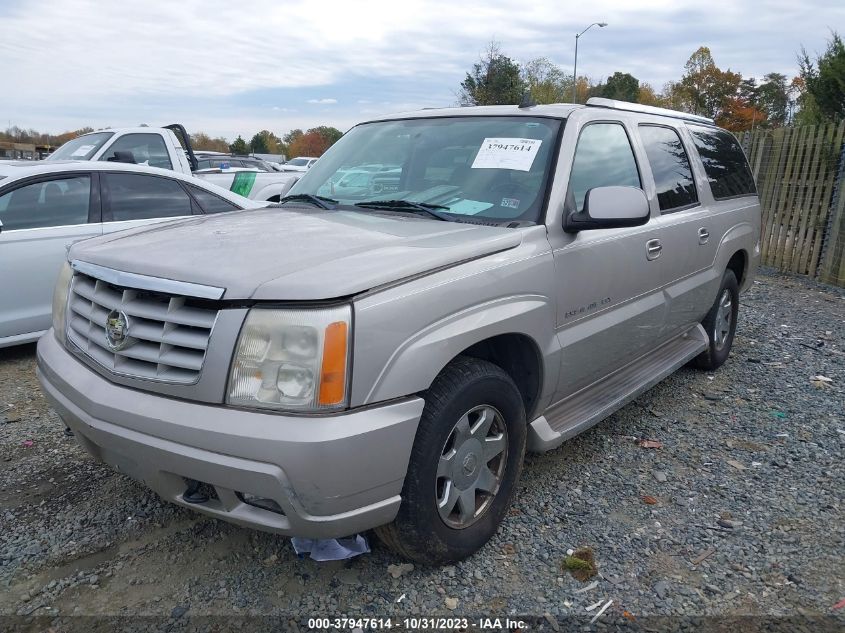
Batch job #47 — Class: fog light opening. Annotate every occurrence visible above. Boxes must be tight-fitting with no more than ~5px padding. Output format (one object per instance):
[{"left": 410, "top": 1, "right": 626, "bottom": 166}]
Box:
[
  {"left": 236, "top": 491, "right": 285, "bottom": 515},
  {"left": 182, "top": 479, "right": 218, "bottom": 504}
]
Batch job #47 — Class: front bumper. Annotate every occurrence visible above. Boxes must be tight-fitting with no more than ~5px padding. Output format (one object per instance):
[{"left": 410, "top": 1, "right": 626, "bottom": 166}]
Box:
[{"left": 37, "top": 331, "right": 424, "bottom": 539}]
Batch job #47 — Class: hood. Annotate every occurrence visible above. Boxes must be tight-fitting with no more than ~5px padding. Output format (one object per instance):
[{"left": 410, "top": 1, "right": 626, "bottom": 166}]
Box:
[{"left": 69, "top": 207, "right": 523, "bottom": 300}]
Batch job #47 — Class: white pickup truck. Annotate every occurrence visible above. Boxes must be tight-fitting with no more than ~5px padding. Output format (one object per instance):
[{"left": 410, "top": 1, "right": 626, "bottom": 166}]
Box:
[{"left": 46, "top": 124, "right": 299, "bottom": 202}]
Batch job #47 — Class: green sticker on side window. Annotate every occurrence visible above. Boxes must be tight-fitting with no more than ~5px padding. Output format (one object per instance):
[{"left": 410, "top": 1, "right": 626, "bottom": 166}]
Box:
[{"left": 230, "top": 171, "right": 256, "bottom": 197}]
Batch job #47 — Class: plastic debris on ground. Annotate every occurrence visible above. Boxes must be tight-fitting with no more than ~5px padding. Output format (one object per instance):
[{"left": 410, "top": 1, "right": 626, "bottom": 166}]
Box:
[
  {"left": 590, "top": 599, "right": 613, "bottom": 623},
  {"left": 574, "top": 580, "right": 599, "bottom": 594},
  {"left": 636, "top": 438, "right": 663, "bottom": 449},
  {"left": 810, "top": 375, "right": 833, "bottom": 388},
  {"left": 291, "top": 535, "right": 370, "bottom": 561}
]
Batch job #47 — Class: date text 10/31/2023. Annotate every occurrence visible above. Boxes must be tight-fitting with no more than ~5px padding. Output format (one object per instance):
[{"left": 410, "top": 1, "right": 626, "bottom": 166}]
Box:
[{"left": 306, "top": 617, "right": 528, "bottom": 630}]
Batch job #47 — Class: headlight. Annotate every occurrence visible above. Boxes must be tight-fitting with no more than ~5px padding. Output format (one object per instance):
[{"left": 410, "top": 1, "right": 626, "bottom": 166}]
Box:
[
  {"left": 227, "top": 305, "right": 351, "bottom": 412},
  {"left": 52, "top": 262, "right": 73, "bottom": 346}
]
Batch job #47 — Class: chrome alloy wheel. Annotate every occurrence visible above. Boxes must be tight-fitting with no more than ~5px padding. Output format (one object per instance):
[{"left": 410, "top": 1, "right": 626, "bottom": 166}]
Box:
[
  {"left": 714, "top": 289, "right": 733, "bottom": 351},
  {"left": 435, "top": 405, "right": 508, "bottom": 529}
]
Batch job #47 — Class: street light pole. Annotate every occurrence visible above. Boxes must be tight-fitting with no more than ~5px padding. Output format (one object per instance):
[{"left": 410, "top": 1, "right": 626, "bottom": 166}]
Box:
[{"left": 572, "top": 22, "right": 607, "bottom": 103}]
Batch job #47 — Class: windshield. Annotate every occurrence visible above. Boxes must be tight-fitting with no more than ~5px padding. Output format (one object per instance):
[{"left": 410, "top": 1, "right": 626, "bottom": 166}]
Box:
[
  {"left": 287, "top": 158, "right": 310, "bottom": 166},
  {"left": 47, "top": 132, "right": 115, "bottom": 161},
  {"left": 289, "top": 116, "right": 561, "bottom": 223}
]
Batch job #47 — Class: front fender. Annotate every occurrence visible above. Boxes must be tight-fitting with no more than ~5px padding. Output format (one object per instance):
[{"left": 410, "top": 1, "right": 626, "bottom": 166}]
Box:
[
  {"left": 355, "top": 295, "right": 557, "bottom": 412},
  {"left": 349, "top": 229, "right": 557, "bottom": 410}
]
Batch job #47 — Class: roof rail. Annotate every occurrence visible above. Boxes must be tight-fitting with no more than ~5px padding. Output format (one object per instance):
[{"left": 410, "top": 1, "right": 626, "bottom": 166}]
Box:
[{"left": 585, "top": 97, "right": 715, "bottom": 125}]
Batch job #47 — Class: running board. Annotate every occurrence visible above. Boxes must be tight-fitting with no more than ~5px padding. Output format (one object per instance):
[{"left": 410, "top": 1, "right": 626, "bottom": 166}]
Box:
[{"left": 527, "top": 325, "right": 708, "bottom": 452}]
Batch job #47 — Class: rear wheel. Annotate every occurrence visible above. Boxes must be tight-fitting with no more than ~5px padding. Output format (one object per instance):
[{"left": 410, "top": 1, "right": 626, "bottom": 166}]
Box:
[
  {"left": 375, "top": 356, "right": 526, "bottom": 564},
  {"left": 692, "top": 270, "right": 739, "bottom": 370}
]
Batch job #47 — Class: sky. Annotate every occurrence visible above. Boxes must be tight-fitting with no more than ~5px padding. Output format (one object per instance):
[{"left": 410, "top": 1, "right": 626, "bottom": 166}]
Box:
[{"left": 1, "top": 0, "right": 843, "bottom": 141}]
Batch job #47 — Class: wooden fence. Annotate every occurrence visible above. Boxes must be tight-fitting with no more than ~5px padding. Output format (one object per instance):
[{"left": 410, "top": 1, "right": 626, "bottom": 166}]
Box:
[{"left": 737, "top": 122, "right": 845, "bottom": 286}]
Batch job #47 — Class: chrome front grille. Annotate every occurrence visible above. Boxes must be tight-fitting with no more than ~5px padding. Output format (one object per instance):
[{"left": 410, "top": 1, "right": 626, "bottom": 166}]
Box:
[{"left": 66, "top": 272, "right": 218, "bottom": 384}]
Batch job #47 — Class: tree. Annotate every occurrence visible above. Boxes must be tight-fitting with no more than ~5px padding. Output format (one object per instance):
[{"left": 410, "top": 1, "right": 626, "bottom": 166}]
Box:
[
  {"left": 637, "top": 83, "right": 665, "bottom": 107},
  {"left": 309, "top": 125, "right": 343, "bottom": 146},
  {"left": 285, "top": 127, "right": 344, "bottom": 158},
  {"left": 249, "top": 132, "right": 269, "bottom": 154},
  {"left": 670, "top": 47, "right": 743, "bottom": 120},
  {"left": 229, "top": 135, "right": 248, "bottom": 155},
  {"left": 249, "top": 130, "right": 283, "bottom": 154},
  {"left": 573, "top": 76, "right": 592, "bottom": 104},
  {"left": 191, "top": 132, "right": 229, "bottom": 152},
  {"left": 600, "top": 72, "right": 640, "bottom": 103},
  {"left": 521, "top": 57, "right": 569, "bottom": 104},
  {"left": 798, "top": 31, "right": 845, "bottom": 122},
  {"left": 716, "top": 97, "right": 768, "bottom": 132},
  {"left": 278, "top": 128, "right": 304, "bottom": 157},
  {"left": 288, "top": 130, "right": 330, "bottom": 158},
  {"left": 459, "top": 41, "right": 526, "bottom": 106},
  {"left": 756, "top": 73, "right": 792, "bottom": 127}
]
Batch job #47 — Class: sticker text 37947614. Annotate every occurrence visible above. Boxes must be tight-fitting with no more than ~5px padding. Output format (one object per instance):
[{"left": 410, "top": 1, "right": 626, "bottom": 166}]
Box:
[{"left": 471, "top": 138, "right": 542, "bottom": 172}]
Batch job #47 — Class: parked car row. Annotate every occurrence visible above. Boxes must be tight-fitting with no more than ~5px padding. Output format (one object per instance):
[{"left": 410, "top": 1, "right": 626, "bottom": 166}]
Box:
[{"left": 29, "top": 98, "right": 761, "bottom": 565}]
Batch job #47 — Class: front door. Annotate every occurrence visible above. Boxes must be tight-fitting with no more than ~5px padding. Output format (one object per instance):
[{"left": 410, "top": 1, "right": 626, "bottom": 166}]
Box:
[{"left": 549, "top": 121, "right": 668, "bottom": 401}]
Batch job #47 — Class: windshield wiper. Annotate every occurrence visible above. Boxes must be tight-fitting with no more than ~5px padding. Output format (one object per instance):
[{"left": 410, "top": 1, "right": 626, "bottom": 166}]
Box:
[
  {"left": 278, "top": 194, "right": 338, "bottom": 209},
  {"left": 354, "top": 199, "right": 452, "bottom": 221}
]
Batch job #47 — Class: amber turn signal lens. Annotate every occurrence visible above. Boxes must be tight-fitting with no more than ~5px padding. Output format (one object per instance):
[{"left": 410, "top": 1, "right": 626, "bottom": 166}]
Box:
[{"left": 318, "top": 321, "right": 348, "bottom": 406}]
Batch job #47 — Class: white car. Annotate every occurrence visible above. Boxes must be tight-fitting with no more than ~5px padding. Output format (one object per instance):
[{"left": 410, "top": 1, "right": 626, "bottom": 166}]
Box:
[
  {"left": 46, "top": 125, "right": 300, "bottom": 201},
  {"left": 280, "top": 156, "right": 318, "bottom": 172},
  {"left": 0, "top": 160, "right": 264, "bottom": 348}
]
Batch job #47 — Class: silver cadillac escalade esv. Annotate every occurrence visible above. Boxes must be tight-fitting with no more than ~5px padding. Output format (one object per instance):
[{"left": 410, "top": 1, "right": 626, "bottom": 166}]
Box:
[{"left": 37, "top": 98, "right": 760, "bottom": 564}]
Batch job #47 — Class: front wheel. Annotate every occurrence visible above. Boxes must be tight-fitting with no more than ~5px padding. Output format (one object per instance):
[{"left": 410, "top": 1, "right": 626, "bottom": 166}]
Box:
[
  {"left": 692, "top": 270, "right": 739, "bottom": 370},
  {"left": 375, "top": 357, "right": 526, "bottom": 564}
]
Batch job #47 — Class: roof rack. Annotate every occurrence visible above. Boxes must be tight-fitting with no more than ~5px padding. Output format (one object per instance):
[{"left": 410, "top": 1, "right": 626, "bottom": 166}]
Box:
[{"left": 585, "top": 97, "right": 715, "bottom": 125}]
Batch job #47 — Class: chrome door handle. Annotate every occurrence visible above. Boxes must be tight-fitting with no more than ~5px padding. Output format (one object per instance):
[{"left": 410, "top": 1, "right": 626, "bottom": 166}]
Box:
[
  {"left": 698, "top": 227, "right": 710, "bottom": 245},
  {"left": 646, "top": 239, "right": 662, "bottom": 260}
]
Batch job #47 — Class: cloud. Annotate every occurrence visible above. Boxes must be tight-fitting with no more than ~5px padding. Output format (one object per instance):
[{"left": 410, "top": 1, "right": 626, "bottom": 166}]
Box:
[{"left": 0, "top": 0, "right": 842, "bottom": 137}]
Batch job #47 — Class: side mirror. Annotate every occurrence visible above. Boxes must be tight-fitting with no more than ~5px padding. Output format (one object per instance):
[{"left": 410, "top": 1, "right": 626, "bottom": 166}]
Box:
[
  {"left": 564, "top": 186, "right": 650, "bottom": 232},
  {"left": 0, "top": 218, "right": 3, "bottom": 234},
  {"left": 107, "top": 150, "right": 136, "bottom": 164}
]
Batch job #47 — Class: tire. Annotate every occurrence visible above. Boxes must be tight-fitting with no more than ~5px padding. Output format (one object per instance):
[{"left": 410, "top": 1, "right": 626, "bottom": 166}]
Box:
[
  {"left": 692, "top": 270, "right": 739, "bottom": 371},
  {"left": 375, "top": 356, "right": 526, "bottom": 564}
]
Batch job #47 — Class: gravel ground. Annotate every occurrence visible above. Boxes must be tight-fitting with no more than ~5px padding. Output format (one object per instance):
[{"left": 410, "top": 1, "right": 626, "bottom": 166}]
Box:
[{"left": 1, "top": 268, "right": 843, "bottom": 630}]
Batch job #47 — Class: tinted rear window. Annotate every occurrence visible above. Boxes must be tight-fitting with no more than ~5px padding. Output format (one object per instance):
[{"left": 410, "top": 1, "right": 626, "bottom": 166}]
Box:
[
  {"left": 689, "top": 126, "right": 756, "bottom": 200},
  {"left": 639, "top": 125, "right": 698, "bottom": 212},
  {"left": 187, "top": 184, "right": 241, "bottom": 213}
]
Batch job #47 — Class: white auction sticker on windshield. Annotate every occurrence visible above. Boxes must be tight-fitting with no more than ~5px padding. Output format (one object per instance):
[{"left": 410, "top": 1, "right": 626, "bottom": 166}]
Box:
[
  {"left": 71, "top": 145, "right": 95, "bottom": 157},
  {"left": 471, "top": 138, "right": 542, "bottom": 171}
]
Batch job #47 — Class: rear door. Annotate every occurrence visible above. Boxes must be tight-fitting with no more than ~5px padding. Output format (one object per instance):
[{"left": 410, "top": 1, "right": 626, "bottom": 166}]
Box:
[
  {"left": 0, "top": 172, "right": 101, "bottom": 342},
  {"left": 641, "top": 124, "right": 757, "bottom": 337},
  {"left": 101, "top": 172, "right": 198, "bottom": 236},
  {"left": 633, "top": 123, "right": 712, "bottom": 336}
]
